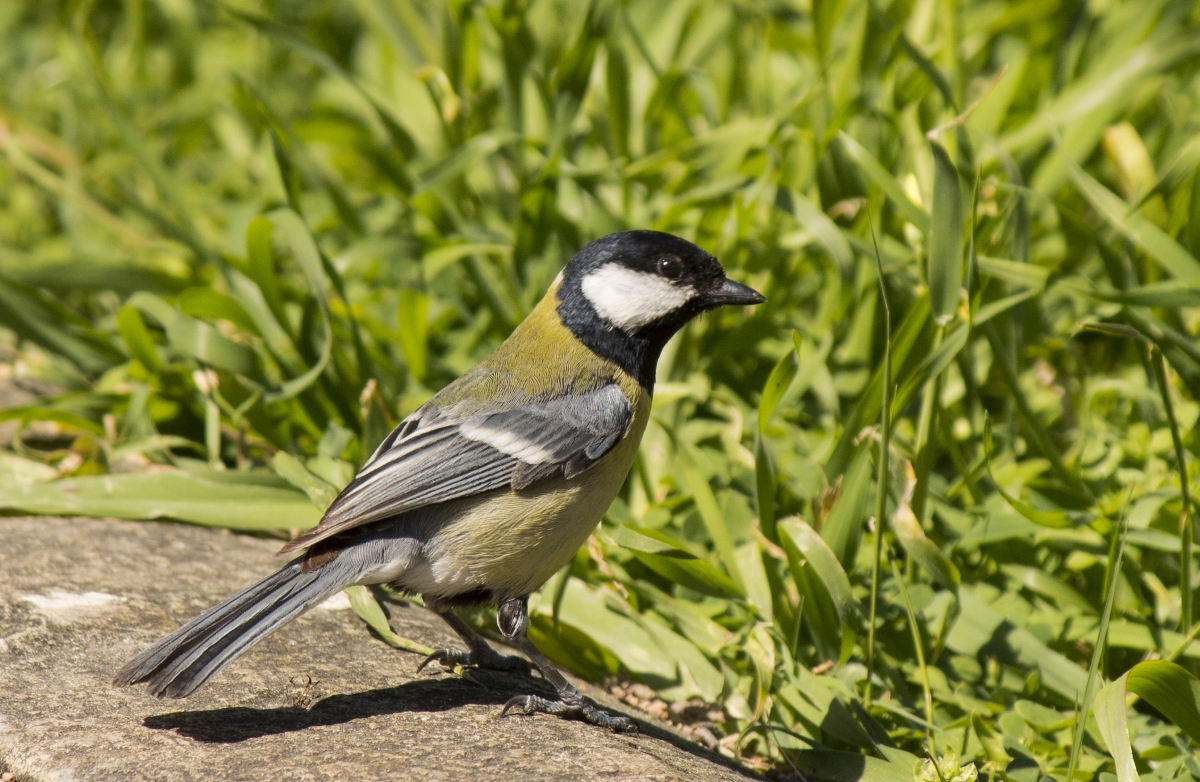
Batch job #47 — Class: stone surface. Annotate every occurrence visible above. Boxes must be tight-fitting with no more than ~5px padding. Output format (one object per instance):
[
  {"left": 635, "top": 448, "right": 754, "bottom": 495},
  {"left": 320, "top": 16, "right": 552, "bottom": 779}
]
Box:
[{"left": 0, "top": 517, "right": 757, "bottom": 781}]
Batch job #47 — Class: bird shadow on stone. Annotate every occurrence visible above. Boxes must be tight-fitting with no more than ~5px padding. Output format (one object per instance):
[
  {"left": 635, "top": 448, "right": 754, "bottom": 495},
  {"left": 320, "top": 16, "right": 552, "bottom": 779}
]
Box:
[{"left": 142, "top": 670, "right": 759, "bottom": 778}]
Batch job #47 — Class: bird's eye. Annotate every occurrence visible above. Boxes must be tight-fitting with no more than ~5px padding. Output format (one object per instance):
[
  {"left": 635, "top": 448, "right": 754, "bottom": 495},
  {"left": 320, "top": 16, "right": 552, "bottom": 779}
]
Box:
[{"left": 657, "top": 256, "right": 683, "bottom": 280}]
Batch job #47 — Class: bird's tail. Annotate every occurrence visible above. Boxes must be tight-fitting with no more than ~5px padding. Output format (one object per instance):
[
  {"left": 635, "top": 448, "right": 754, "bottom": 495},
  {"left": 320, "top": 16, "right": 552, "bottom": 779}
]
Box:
[{"left": 114, "top": 559, "right": 349, "bottom": 698}]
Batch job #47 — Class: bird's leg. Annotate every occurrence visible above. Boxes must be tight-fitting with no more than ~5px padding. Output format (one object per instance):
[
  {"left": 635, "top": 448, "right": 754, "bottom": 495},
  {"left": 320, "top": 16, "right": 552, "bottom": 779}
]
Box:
[
  {"left": 419, "top": 599, "right": 531, "bottom": 674},
  {"left": 496, "top": 596, "right": 637, "bottom": 733}
]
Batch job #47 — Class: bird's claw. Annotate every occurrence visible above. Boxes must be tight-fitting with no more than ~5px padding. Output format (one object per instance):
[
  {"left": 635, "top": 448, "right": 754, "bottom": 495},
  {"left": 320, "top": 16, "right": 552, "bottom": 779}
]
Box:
[
  {"left": 418, "top": 646, "right": 530, "bottom": 674},
  {"left": 501, "top": 693, "right": 637, "bottom": 733}
]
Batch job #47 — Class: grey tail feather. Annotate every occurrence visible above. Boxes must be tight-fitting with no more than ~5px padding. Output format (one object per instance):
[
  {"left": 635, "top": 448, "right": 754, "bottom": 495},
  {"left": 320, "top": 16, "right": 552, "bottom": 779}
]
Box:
[{"left": 113, "top": 561, "right": 347, "bottom": 698}]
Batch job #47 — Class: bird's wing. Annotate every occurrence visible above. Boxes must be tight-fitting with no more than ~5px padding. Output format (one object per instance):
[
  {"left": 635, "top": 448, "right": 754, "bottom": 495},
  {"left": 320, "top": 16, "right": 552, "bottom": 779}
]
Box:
[{"left": 279, "top": 383, "right": 633, "bottom": 554}]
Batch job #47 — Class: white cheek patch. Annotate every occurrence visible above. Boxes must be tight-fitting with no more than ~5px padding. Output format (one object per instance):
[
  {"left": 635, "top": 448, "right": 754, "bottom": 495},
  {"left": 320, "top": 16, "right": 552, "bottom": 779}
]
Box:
[{"left": 580, "top": 264, "right": 696, "bottom": 332}]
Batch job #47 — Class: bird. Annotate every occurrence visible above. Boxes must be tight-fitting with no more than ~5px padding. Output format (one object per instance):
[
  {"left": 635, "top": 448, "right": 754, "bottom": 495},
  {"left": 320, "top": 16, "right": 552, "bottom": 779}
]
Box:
[{"left": 114, "top": 229, "right": 765, "bottom": 731}]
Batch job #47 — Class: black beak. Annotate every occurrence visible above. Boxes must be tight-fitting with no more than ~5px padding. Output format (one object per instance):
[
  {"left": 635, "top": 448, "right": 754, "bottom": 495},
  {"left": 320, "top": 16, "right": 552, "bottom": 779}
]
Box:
[{"left": 703, "top": 277, "right": 766, "bottom": 307}]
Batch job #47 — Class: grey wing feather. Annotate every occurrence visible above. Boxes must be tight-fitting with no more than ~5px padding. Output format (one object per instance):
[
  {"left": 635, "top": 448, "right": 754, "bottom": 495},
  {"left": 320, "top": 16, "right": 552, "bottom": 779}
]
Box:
[
  {"left": 280, "top": 384, "right": 633, "bottom": 553},
  {"left": 484, "top": 388, "right": 632, "bottom": 488}
]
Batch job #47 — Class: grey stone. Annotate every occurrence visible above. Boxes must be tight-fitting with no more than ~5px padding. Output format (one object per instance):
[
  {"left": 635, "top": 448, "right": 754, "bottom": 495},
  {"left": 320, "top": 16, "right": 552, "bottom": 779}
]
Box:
[{"left": 0, "top": 517, "right": 757, "bottom": 781}]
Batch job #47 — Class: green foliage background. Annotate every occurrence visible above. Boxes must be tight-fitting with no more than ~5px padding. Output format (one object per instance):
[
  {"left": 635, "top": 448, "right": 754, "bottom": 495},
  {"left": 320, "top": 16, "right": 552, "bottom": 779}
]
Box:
[{"left": 3, "top": 0, "right": 1200, "bottom": 778}]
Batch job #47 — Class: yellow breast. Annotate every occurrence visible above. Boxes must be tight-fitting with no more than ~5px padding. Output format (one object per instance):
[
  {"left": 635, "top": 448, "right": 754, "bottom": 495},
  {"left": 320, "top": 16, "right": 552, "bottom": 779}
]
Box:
[{"left": 400, "top": 385, "right": 649, "bottom": 603}]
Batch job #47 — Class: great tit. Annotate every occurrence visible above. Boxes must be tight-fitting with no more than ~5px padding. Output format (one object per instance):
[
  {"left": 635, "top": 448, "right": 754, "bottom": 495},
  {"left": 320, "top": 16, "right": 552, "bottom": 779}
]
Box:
[{"left": 114, "top": 230, "right": 764, "bottom": 731}]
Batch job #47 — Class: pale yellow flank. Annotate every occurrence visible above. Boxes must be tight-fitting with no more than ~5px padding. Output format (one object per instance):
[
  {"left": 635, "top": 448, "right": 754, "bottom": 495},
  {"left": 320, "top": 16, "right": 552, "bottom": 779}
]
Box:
[{"left": 402, "top": 397, "right": 648, "bottom": 601}]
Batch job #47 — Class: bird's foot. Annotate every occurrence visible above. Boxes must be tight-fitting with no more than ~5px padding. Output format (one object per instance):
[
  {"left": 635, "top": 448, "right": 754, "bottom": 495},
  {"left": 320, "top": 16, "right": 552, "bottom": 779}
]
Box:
[
  {"left": 418, "top": 645, "right": 531, "bottom": 674},
  {"left": 501, "top": 693, "right": 637, "bottom": 733}
]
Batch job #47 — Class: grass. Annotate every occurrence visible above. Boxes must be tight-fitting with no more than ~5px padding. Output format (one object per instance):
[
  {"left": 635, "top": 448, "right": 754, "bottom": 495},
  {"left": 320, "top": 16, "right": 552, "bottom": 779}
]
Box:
[{"left": 2, "top": 0, "right": 1200, "bottom": 778}]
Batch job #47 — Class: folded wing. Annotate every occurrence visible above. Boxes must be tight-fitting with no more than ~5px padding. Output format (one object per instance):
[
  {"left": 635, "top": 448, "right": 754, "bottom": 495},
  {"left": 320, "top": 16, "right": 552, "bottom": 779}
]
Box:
[{"left": 279, "top": 384, "right": 633, "bottom": 554}]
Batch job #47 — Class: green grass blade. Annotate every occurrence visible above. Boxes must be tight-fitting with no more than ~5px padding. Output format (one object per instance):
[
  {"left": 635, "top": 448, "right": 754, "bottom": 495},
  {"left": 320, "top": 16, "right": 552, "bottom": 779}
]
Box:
[
  {"left": 837, "top": 133, "right": 931, "bottom": 233},
  {"left": 779, "top": 517, "right": 858, "bottom": 624},
  {"left": 1096, "top": 659, "right": 1200, "bottom": 782},
  {"left": 272, "top": 452, "right": 339, "bottom": 511},
  {"left": 866, "top": 217, "right": 891, "bottom": 703},
  {"left": 1068, "top": 159, "right": 1200, "bottom": 282},
  {"left": 345, "top": 586, "right": 432, "bottom": 655},
  {"left": 677, "top": 447, "right": 745, "bottom": 592},
  {"left": 820, "top": 444, "right": 874, "bottom": 566},
  {"left": 397, "top": 287, "right": 430, "bottom": 382},
  {"left": 755, "top": 433, "right": 779, "bottom": 543},
  {"left": 927, "top": 141, "right": 964, "bottom": 325},
  {"left": 892, "top": 500, "right": 960, "bottom": 588},
  {"left": 984, "top": 323, "right": 1087, "bottom": 497},
  {"left": 1067, "top": 511, "right": 1127, "bottom": 782},
  {"left": 116, "top": 306, "right": 163, "bottom": 373},
  {"left": 758, "top": 345, "right": 799, "bottom": 433},
  {"left": 244, "top": 216, "right": 290, "bottom": 335},
  {"left": 1127, "top": 660, "right": 1200, "bottom": 742},
  {"left": 1093, "top": 673, "right": 1139, "bottom": 782},
  {"left": 0, "top": 274, "right": 117, "bottom": 374},
  {"left": 891, "top": 556, "right": 934, "bottom": 742},
  {"left": 0, "top": 471, "right": 321, "bottom": 531},
  {"left": 263, "top": 209, "right": 334, "bottom": 401},
  {"left": 1150, "top": 346, "right": 1193, "bottom": 629},
  {"left": 616, "top": 524, "right": 745, "bottom": 599}
]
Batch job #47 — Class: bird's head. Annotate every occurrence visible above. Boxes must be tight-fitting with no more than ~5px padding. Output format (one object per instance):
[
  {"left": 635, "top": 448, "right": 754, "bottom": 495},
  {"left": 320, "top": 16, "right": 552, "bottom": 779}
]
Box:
[
  {"left": 555, "top": 230, "right": 764, "bottom": 388},
  {"left": 557, "top": 230, "right": 763, "bottom": 337}
]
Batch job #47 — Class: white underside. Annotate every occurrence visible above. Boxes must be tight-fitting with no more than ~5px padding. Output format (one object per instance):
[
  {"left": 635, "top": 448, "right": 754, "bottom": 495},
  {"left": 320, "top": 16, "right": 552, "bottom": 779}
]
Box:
[{"left": 580, "top": 264, "right": 695, "bottom": 332}]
